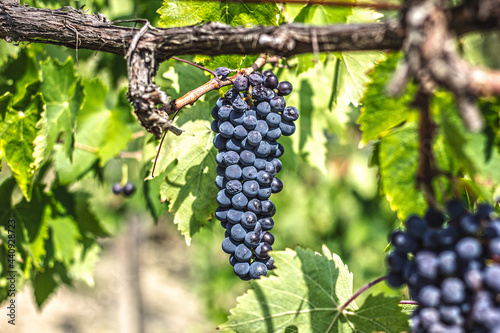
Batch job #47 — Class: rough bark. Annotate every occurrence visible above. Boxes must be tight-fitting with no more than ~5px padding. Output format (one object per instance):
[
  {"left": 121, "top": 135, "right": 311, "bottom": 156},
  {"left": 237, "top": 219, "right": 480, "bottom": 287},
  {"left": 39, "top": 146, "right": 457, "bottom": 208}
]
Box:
[{"left": 0, "top": 2, "right": 499, "bottom": 60}]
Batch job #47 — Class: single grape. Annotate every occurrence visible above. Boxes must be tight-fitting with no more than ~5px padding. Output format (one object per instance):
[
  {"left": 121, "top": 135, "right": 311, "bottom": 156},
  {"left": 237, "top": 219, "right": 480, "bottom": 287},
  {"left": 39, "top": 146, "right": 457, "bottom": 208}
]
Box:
[
  {"left": 215, "top": 175, "right": 226, "bottom": 190},
  {"left": 242, "top": 180, "right": 259, "bottom": 198},
  {"left": 235, "top": 244, "right": 252, "bottom": 261},
  {"left": 229, "top": 110, "right": 245, "bottom": 125},
  {"left": 253, "top": 158, "right": 267, "bottom": 171},
  {"left": 241, "top": 211, "right": 258, "bottom": 229},
  {"left": 248, "top": 72, "right": 263, "bottom": 86},
  {"left": 255, "top": 141, "right": 272, "bottom": 157},
  {"left": 254, "top": 119, "right": 269, "bottom": 136},
  {"left": 232, "top": 192, "right": 249, "bottom": 210},
  {"left": 256, "top": 102, "right": 271, "bottom": 117},
  {"left": 216, "top": 190, "right": 232, "bottom": 208},
  {"left": 256, "top": 171, "right": 273, "bottom": 186},
  {"left": 225, "top": 180, "right": 242, "bottom": 195},
  {"left": 233, "top": 125, "right": 248, "bottom": 139},
  {"left": 211, "top": 106, "right": 220, "bottom": 120},
  {"left": 227, "top": 209, "right": 244, "bottom": 224},
  {"left": 222, "top": 237, "right": 239, "bottom": 254},
  {"left": 255, "top": 243, "right": 272, "bottom": 259},
  {"left": 218, "top": 105, "right": 233, "bottom": 120},
  {"left": 279, "top": 121, "right": 296, "bottom": 136},
  {"left": 484, "top": 264, "right": 500, "bottom": 292},
  {"left": 249, "top": 261, "right": 268, "bottom": 279},
  {"left": 223, "top": 151, "right": 240, "bottom": 166},
  {"left": 215, "top": 207, "right": 229, "bottom": 222},
  {"left": 234, "top": 262, "right": 250, "bottom": 277},
  {"left": 230, "top": 224, "right": 247, "bottom": 242},
  {"left": 232, "top": 95, "right": 247, "bottom": 111},
  {"left": 239, "top": 150, "right": 256, "bottom": 166},
  {"left": 277, "top": 81, "right": 293, "bottom": 96},
  {"left": 282, "top": 106, "right": 299, "bottom": 122},
  {"left": 266, "top": 113, "right": 281, "bottom": 127},
  {"left": 259, "top": 217, "right": 274, "bottom": 231},
  {"left": 211, "top": 120, "right": 219, "bottom": 133},
  {"left": 243, "top": 115, "right": 258, "bottom": 130},
  {"left": 247, "top": 130, "right": 263, "bottom": 146},
  {"left": 214, "top": 67, "right": 231, "bottom": 79},
  {"left": 271, "top": 177, "right": 283, "bottom": 193},
  {"left": 225, "top": 165, "right": 242, "bottom": 180},
  {"left": 260, "top": 200, "right": 276, "bottom": 217},
  {"left": 225, "top": 137, "right": 242, "bottom": 152},
  {"left": 260, "top": 231, "right": 275, "bottom": 245},
  {"left": 417, "top": 285, "right": 441, "bottom": 307},
  {"left": 266, "top": 127, "right": 282, "bottom": 141},
  {"left": 489, "top": 237, "right": 500, "bottom": 256},
  {"left": 242, "top": 166, "right": 258, "bottom": 180},
  {"left": 112, "top": 183, "right": 123, "bottom": 195},
  {"left": 213, "top": 134, "right": 227, "bottom": 150},
  {"left": 244, "top": 231, "right": 261, "bottom": 248},
  {"left": 247, "top": 198, "right": 262, "bottom": 214},
  {"left": 257, "top": 187, "right": 272, "bottom": 200},
  {"left": 441, "top": 277, "right": 466, "bottom": 304},
  {"left": 270, "top": 96, "right": 286, "bottom": 112},
  {"left": 455, "top": 237, "right": 482, "bottom": 261},
  {"left": 233, "top": 76, "right": 249, "bottom": 91},
  {"left": 263, "top": 75, "right": 278, "bottom": 89}
]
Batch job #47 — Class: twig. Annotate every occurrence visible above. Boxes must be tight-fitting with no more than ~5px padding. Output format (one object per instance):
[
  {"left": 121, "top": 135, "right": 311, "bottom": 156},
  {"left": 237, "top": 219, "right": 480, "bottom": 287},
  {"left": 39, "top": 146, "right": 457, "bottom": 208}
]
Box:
[
  {"left": 151, "top": 131, "right": 168, "bottom": 178},
  {"left": 74, "top": 142, "right": 98, "bottom": 153},
  {"left": 119, "top": 150, "right": 143, "bottom": 159},
  {"left": 163, "top": 54, "right": 268, "bottom": 117},
  {"left": 171, "top": 56, "right": 218, "bottom": 77},
  {"left": 338, "top": 275, "right": 386, "bottom": 313},
  {"left": 399, "top": 300, "right": 418, "bottom": 305},
  {"left": 415, "top": 87, "right": 437, "bottom": 207},
  {"left": 64, "top": 18, "right": 79, "bottom": 67}
]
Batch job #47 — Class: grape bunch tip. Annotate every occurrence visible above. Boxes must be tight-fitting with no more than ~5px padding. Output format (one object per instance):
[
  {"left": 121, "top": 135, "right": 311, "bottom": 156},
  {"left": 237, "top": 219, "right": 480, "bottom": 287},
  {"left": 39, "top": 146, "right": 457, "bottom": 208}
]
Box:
[
  {"left": 211, "top": 69, "right": 299, "bottom": 280},
  {"left": 386, "top": 201, "right": 500, "bottom": 332}
]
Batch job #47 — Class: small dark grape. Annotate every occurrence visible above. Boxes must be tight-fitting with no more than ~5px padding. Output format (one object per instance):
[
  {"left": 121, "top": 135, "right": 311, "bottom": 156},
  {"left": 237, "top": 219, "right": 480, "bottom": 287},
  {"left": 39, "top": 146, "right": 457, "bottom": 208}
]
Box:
[
  {"left": 277, "top": 81, "right": 293, "bottom": 96},
  {"left": 112, "top": 183, "right": 123, "bottom": 195}
]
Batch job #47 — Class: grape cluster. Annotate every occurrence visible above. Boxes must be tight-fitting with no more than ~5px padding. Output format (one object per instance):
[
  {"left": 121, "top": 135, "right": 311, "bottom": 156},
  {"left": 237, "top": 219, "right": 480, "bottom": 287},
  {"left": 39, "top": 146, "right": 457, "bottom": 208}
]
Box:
[
  {"left": 211, "top": 68, "right": 299, "bottom": 280},
  {"left": 386, "top": 201, "right": 500, "bottom": 332}
]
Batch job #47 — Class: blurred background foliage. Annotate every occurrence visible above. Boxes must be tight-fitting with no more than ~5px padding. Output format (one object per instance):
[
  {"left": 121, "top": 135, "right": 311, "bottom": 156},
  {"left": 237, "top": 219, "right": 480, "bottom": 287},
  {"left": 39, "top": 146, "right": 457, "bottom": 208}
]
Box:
[{"left": 0, "top": 0, "right": 499, "bottom": 331}]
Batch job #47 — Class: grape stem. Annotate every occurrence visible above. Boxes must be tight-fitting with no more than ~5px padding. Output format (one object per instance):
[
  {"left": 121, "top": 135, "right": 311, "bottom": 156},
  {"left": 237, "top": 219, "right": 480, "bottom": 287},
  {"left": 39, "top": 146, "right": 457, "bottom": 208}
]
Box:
[
  {"left": 151, "top": 53, "right": 271, "bottom": 177},
  {"left": 162, "top": 53, "right": 269, "bottom": 118},
  {"left": 338, "top": 275, "right": 386, "bottom": 313},
  {"left": 399, "top": 300, "right": 418, "bottom": 305},
  {"left": 170, "top": 56, "right": 218, "bottom": 78}
]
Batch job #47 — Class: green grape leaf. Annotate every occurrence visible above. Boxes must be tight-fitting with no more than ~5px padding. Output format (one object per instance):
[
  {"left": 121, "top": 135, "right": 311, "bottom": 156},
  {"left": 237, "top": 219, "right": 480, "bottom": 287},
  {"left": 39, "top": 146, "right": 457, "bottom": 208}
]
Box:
[
  {"left": 49, "top": 216, "right": 81, "bottom": 267},
  {"left": 158, "top": 1, "right": 221, "bottom": 27},
  {"left": 346, "top": 294, "right": 411, "bottom": 332},
  {"left": 0, "top": 46, "right": 40, "bottom": 100},
  {"left": 0, "top": 40, "right": 21, "bottom": 68},
  {"left": 379, "top": 123, "right": 426, "bottom": 220},
  {"left": 13, "top": 187, "right": 51, "bottom": 269},
  {"left": 0, "top": 92, "right": 44, "bottom": 200},
  {"left": 154, "top": 102, "right": 218, "bottom": 244},
  {"left": 158, "top": 0, "right": 279, "bottom": 28},
  {"left": 294, "top": 2, "right": 353, "bottom": 25},
  {"left": 38, "top": 57, "right": 84, "bottom": 161},
  {"left": 53, "top": 79, "right": 133, "bottom": 184},
  {"left": 68, "top": 241, "right": 101, "bottom": 287},
  {"left": 32, "top": 266, "right": 58, "bottom": 308},
  {"left": 358, "top": 52, "right": 418, "bottom": 144},
  {"left": 337, "top": 51, "right": 386, "bottom": 108},
  {"left": 220, "top": 247, "right": 409, "bottom": 333}
]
